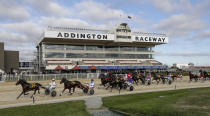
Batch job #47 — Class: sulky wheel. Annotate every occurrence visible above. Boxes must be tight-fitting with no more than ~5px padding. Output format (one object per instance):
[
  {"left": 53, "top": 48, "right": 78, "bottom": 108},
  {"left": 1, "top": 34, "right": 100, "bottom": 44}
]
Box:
[
  {"left": 89, "top": 89, "right": 94, "bottom": 95},
  {"left": 51, "top": 90, "right": 57, "bottom": 97},
  {"left": 168, "top": 80, "right": 172, "bottom": 85},
  {"left": 148, "top": 81, "right": 151, "bottom": 85},
  {"left": 130, "top": 86, "right": 134, "bottom": 91},
  {"left": 45, "top": 89, "right": 50, "bottom": 95},
  {"left": 83, "top": 88, "right": 88, "bottom": 94},
  {"left": 123, "top": 84, "right": 128, "bottom": 89}
]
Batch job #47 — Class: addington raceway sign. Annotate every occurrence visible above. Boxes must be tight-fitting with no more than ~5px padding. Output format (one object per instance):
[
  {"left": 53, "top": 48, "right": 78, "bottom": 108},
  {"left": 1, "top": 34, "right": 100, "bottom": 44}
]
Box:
[
  {"left": 44, "top": 31, "right": 115, "bottom": 41},
  {"left": 133, "top": 36, "right": 168, "bottom": 43},
  {"left": 44, "top": 30, "right": 168, "bottom": 43}
]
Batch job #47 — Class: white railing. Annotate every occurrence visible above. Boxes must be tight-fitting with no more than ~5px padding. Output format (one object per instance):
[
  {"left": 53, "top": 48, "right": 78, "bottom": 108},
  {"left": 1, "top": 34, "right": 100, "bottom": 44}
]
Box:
[{"left": 1, "top": 73, "right": 101, "bottom": 82}]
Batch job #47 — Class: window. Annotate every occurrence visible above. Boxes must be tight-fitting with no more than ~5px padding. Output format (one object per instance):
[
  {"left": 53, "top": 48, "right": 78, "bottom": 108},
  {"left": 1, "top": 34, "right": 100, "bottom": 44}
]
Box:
[
  {"left": 105, "top": 54, "right": 119, "bottom": 58},
  {"left": 45, "top": 53, "right": 64, "bottom": 58},
  {"left": 135, "top": 54, "right": 150, "bottom": 59},
  {"left": 66, "top": 53, "right": 83, "bottom": 58},
  {"left": 116, "top": 35, "right": 131, "bottom": 39},
  {"left": 65, "top": 45, "right": 84, "bottom": 50},
  {"left": 136, "top": 47, "right": 149, "bottom": 51},
  {"left": 116, "top": 29, "right": 121, "bottom": 32},
  {"left": 65, "top": 53, "right": 150, "bottom": 59},
  {"left": 120, "top": 46, "right": 134, "bottom": 51},
  {"left": 86, "top": 45, "right": 103, "bottom": 51},
  {"left": 45, "top": 44, "right": 64, "bottom": 50},
  {"left": 105, "top": 46, "right": 119, "bottom": 51}
]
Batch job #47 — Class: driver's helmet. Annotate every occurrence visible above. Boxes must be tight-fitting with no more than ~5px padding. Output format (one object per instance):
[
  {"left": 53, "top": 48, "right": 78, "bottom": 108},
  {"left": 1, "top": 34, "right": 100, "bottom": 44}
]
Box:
[{"left": 52, "top": 78, "right": 55, "bottom": 81}]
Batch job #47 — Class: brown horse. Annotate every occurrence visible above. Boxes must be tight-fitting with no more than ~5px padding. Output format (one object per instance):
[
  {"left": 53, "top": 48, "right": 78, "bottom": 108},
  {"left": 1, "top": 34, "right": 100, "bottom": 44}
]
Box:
[
  {"left": 59, "top": 78, "right": 82, "bottom": 96},
  {"left": 189, "top": 72, "right": 199, "bottom": 82},
  {"left": 16, "top": 79, "right": 46, "bottom": 100}
]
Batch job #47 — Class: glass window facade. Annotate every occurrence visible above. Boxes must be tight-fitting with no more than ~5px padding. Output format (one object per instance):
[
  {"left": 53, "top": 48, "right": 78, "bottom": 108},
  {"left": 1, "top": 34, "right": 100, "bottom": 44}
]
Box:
[
  {"left": 44, "top": 44, "right": 151, "bottom": 52},
  {"left": 19, "top": 62, "right": 34, "bottom": 67},
  {"left": 45, "top": 53, "right": 65, "bottom": 58},
  {"left": 120, "top": 46, "right": 135, "bottom": 51},
  {"left": 104, "top": 46, "right": 119, "bottom": 51},
  {"left": 59, "top": 53, "right": 150, "bottom": 59},
  {"left": 116, "top": 35, "right": 131, "bottom": 39},
  {"left": 136, "top": 47, "right": 149, "bottom": 51},
  {"left": 66, "top": 53, "right": 81, "bottom": 58},
  {"left": 86, "top": 45, "right": 103, "bottom": 51},
  {"left": 116, "top": 29, "right": 131, "bottom": 32},
  {"left": 44, "top": 44, "right": 152, "bottom": 59},
  {"left": 66, "top": 45, "right": 84, "bottom": 50},
  {"left": 45, "top": 44, "right": 64, "bottom": 50}
]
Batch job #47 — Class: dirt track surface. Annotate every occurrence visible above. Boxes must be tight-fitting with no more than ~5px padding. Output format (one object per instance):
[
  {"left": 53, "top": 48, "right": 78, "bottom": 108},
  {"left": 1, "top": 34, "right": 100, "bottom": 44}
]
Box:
[{"left": 0, "top": 76, "right": 210, "bottom": 109}]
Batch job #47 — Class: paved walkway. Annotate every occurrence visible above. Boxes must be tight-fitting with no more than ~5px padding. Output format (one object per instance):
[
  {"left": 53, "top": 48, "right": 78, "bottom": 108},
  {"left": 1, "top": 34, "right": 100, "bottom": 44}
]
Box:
[{"left": 85, "top": 96, "right": 103, "bottom": 109}]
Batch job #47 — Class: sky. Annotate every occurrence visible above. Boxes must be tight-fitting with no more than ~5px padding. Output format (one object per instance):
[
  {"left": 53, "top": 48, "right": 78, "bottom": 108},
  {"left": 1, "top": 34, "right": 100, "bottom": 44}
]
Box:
[{"left": 0, "top": 0, "right": 210, "bottom": 66}]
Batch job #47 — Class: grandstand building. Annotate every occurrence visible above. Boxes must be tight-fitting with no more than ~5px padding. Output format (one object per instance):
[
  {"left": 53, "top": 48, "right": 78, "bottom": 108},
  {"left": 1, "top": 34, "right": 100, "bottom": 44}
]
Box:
[{"left": 37, "top": 23, "right": 168, "bottom": 73}]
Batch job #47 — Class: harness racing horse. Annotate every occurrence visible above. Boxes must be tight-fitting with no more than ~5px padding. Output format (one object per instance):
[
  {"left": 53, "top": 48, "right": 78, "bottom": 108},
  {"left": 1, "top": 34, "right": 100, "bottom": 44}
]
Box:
[
  {"left": 204, "top": 71, "right": 210, "bottom": 80},
  {"left": 16, "top": 79, "right": 46, "bottom": 100},
  {"left": 60, "top": 78, "right": 82, "bottom": 96},
  {"left": 105, "top": 74, "right": 125, "bottom": 93},
  {"left": 132, "top": 73, "right": 140, "bottom": 85},
  {"left": 138, "top": 73, "right": 146, "bottom": 85},
  {"left": 151, "top": 72, "right": 160, "bottom": 84},
  {"left": 189, "top": 72, "right": 199, "bottom": 82},
  {"left": 99, "top": 73, "right": 109, "bottom": 87},
  {"left": 105, "top": 74, "right": 117, "bottom": 90},
  {"left": 160, "top": 74, "right": 166, "bottom": 84}
]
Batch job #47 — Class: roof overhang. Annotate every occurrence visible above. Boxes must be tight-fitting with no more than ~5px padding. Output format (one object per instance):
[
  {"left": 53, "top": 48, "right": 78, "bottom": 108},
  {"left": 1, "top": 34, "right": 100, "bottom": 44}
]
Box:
[{"left": 40, "top": 37, "right": 166, "bottom": 46}]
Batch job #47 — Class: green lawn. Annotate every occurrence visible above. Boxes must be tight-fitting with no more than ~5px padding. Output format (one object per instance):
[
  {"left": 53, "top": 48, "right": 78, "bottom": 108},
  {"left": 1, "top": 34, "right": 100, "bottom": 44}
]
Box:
[
  {"left": 0, "top": 100, "right": 91, "bottom": 116},
  {"left": 103, "top": 87, "right": 210, "bottom": 116}
]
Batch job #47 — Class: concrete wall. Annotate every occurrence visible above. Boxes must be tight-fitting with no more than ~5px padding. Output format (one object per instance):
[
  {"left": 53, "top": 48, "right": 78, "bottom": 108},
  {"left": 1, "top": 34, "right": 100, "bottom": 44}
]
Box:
[
  {"left": 4, "top": 50, "right": 19, "bottom": 73},
  {"left": 0, "top": 43, "right": 4, "bottom": 71}
]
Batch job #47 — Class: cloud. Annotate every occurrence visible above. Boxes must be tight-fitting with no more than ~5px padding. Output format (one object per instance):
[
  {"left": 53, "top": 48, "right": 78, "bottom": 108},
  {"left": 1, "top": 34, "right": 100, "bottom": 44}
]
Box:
[
  {"left": 0, "top": 21, "right": 43, "bottom": 44},
  {"left": 39, "top": 17, "right": 89, "bottom": 27},
  {"left": 0, "top": 0, "right": 30, "bottom": 21},
  {"left": 151, "top": 0, "right": 178, "bottom": 13},
  {"left": 39, "top": 16, "right": 112, "bottom": 30},
  {"left": 193, "top": 30, "right": 210, "bottom": 40},
  {"left": 146, "top": 0, "right": 210, "bottom": 15},
  {"left": 72, "top": 0, "right": 125, "bottom": 23},
  {"left": 18, "top": 48, "right": 36, "bottom": 61},
  {"left": 25, "top": 0, "right": 71, "bottom": 17},
  {"left": 0, "top": 21, "right": 43, "bottom": 61},
  {"left": 152, "top": 14, "right": 207, "bottom": 37},
  {"left": 0, "top": 29, "right": 37, "bottom": 61},
  {"left": 0, "top": 29, "right": 29, "bottom": 47},
  {"left": 157, "top": 52, "right": 210, "bottom": 57},
  {"left": 128, "top": 0, "right": 185, "bottom": 13}
]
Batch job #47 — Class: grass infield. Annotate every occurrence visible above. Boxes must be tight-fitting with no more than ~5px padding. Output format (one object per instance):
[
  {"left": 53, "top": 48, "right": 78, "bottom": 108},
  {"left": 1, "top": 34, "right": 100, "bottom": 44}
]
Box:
[
  {"left": 0, "top": 100, "right": 91, "bottom": 116},
  {"left": 103, "top": 87, "right": 210, "bottom": 116}
]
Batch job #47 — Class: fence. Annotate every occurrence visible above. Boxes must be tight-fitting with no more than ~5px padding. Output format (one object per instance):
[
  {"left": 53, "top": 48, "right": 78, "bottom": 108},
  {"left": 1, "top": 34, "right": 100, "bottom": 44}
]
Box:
[{"left": 1, "top": 73, "right": 101, "bottom": 82}]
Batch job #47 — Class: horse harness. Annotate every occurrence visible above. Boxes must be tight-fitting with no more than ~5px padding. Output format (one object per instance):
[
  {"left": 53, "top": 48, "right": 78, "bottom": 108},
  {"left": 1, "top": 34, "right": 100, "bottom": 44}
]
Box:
[
  {"left": 72, "top": 81, "right": 76, "bottom": 85},
  {"left": 31, "top": 83, "right": 36, "bottom": 89}
]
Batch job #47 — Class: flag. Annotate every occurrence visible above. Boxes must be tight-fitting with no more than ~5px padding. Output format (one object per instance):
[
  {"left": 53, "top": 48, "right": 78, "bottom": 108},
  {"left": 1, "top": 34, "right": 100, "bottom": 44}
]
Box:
[{"left": 128, "top": 16, "right": 132, "bottom": 19}]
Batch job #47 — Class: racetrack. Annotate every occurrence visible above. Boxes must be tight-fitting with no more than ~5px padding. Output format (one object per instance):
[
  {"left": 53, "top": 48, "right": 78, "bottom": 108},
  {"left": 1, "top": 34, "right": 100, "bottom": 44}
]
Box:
[{"left": 0, "top": 76, "right": 210, "bottom": 109}]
